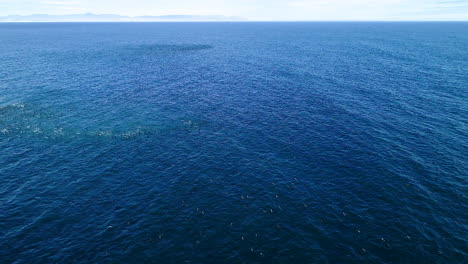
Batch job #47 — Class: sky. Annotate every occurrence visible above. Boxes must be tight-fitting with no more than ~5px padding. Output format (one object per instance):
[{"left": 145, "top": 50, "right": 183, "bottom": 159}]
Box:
[{"left": 0, "top": 0, "right": 467, "bottom": 21}]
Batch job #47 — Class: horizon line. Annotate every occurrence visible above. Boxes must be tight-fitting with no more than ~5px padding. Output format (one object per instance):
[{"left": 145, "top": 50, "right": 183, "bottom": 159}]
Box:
[
  {"left": 1, "top": 13, "right": 467, "bottom": 22},
  {"left": 1, "top": 20, "right": 467, "bottom": 23}
]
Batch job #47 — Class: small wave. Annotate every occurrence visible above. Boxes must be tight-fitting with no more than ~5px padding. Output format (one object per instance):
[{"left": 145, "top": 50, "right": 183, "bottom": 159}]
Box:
[
  {"left": 92, "top": 128, "right": 146, "bottom": 139},
  {"left": 129, "top": 44, "right": 213, "bottom": 53},
  {"left": 0, "top": 103, "right": 26, "bottom": 113}
]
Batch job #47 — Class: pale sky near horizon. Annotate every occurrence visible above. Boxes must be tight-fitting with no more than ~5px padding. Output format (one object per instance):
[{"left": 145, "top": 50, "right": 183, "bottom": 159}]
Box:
[{"left": 0, "top": 0, "right": 467, "bottom": 21}]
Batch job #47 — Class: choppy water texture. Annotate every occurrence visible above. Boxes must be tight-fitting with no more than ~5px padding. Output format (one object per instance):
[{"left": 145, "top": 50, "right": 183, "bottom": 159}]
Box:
[{"left": 0, "top": 22, "right": 467, "bottom": 264}]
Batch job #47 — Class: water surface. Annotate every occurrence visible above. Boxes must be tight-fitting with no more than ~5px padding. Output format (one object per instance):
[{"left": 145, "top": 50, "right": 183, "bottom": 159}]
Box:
[{"left": 0, "top": 22, "right": 467, "bottom": 263}]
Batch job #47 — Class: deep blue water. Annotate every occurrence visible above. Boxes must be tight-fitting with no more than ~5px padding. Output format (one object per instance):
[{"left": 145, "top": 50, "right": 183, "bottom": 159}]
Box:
[{"left": 0, "top": 22, "right": 467, "bottom": 264}]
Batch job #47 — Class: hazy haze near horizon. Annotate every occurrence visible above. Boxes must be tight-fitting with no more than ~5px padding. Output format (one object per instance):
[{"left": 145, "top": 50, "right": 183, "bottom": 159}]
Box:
[{"left": 0, "top": 0, "right": 467, "bottom": 21}]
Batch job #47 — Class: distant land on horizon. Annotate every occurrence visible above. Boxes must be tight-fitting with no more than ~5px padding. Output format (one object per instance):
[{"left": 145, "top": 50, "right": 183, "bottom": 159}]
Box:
[{"left": 0, "top": 13, "right": 245, "bottom": 22}]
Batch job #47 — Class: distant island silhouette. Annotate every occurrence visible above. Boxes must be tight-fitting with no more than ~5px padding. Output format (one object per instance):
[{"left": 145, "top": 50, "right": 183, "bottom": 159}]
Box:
[{"left": 0, "top": 13, "right": 245, "bottom": 22}]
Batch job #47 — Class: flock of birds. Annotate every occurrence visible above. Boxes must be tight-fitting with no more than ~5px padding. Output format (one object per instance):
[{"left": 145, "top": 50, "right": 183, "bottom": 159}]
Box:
[{"left": 99, "top": 176, "right": 416, "bottom": 260}]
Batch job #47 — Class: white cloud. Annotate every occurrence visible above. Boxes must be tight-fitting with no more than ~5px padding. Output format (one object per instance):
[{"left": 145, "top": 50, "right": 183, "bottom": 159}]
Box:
[{"left": 41, "top": 1, "right": 75, "bottom": 5}]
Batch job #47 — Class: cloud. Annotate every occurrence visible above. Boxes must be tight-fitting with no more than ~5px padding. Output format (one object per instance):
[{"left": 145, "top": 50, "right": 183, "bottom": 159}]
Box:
[
  {"left": 41, "top": 1, "right": 75, "bottom": 5},
  {"left": 288, "top": 0, "right": 404, "bottom": 7}
]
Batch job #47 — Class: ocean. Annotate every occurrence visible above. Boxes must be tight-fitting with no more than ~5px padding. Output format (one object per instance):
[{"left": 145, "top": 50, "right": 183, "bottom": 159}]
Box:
[{"left": 0, "top": 22, "right": 467, "bottom": 263}]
